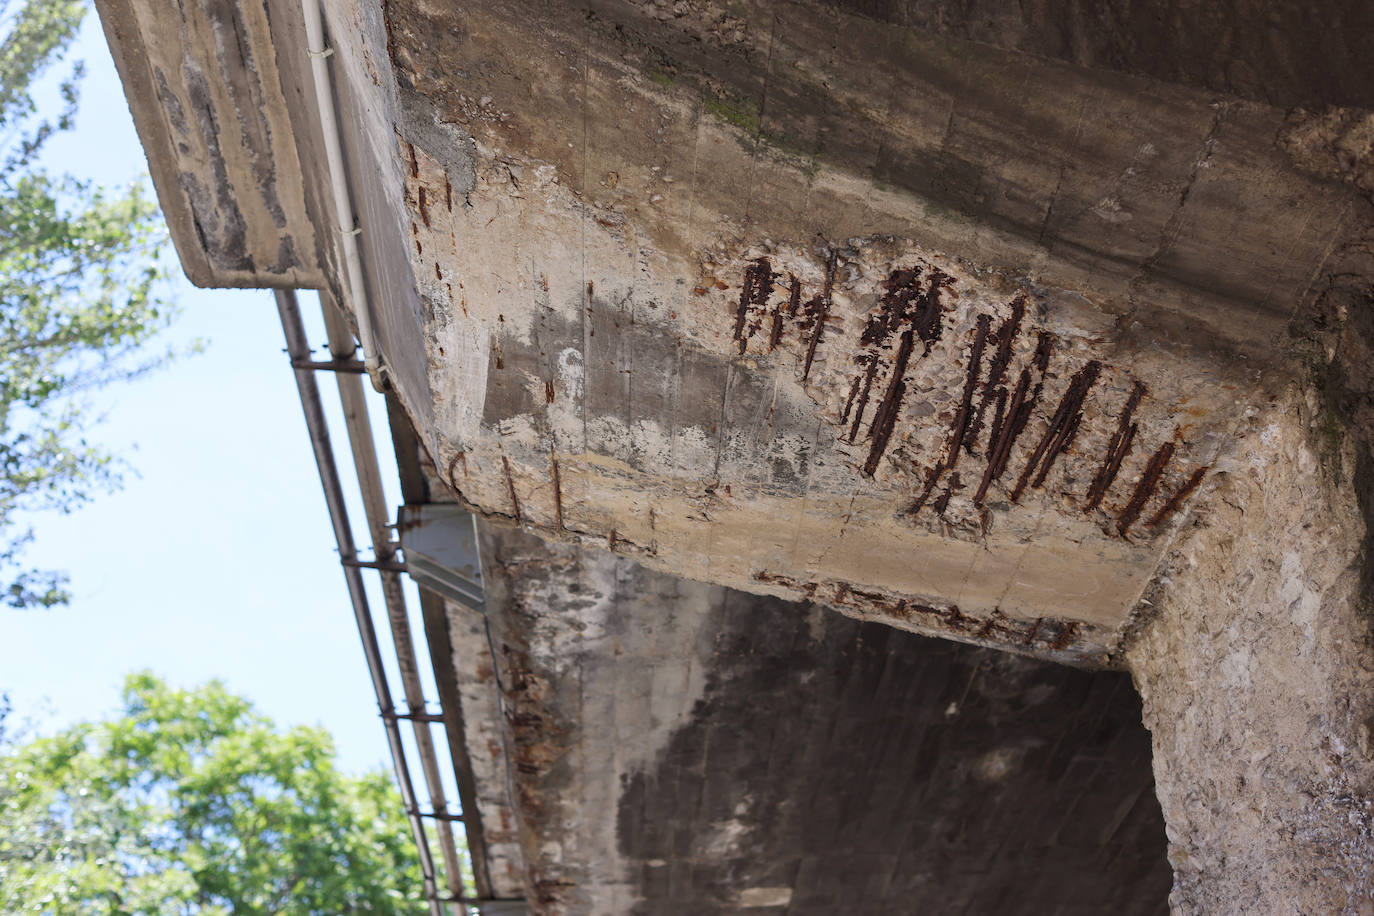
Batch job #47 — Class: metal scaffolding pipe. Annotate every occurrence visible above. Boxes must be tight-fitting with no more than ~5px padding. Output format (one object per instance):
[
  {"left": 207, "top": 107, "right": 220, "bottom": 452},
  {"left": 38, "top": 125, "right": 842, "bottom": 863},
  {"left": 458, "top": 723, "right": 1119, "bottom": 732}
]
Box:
[
  {"left": 299, "top": 0, "right": 383, "bottom": 386},
  {"left": 274, "top": 289, "right": 443, "bottom": 916},
  {"left": 319, "top": 292, "right": 466, "bottom": 900}
]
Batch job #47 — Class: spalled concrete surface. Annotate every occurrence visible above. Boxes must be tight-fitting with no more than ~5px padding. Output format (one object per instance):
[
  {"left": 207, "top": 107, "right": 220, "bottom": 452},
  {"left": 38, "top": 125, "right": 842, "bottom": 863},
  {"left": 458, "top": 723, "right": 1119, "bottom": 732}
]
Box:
[
  {"left": 1127, "top": 396, "right": 1374, "bottom": 914},
  {"left": 476, "top": 524, "right": 1171, "bottom": 915},
  {"left": 377, "top": 0, "right": 1372, "bottom": 659},
  {"left": 97, "top": 0, "right": 1374, "bottom": 659},
  {"left": 446, "top": 596, "right": 529, "bottom": 900}
]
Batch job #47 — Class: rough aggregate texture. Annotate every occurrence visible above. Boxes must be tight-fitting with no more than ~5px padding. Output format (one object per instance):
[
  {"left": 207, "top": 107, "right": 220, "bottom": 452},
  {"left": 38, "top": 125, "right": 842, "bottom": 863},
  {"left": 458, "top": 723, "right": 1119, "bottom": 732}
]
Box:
[{"left": 1127, "top": 392, "right": 1374, "bottom": 914}]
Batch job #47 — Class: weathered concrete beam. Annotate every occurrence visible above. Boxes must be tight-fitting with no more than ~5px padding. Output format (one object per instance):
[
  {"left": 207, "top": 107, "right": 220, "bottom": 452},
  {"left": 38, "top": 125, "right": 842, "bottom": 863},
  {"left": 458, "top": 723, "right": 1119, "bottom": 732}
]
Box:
[
  {"left": 377, "top": 0, "right": 1372, "bottom": 662},
  {"left": 94, "top": 1, "right": 1374, "bottom": 905},
  {"left": 95, "top": 0, "right": 328, "bottom": 288},
  {"left": 94, "top": 0, "right": 1374, "bottom": 667}
]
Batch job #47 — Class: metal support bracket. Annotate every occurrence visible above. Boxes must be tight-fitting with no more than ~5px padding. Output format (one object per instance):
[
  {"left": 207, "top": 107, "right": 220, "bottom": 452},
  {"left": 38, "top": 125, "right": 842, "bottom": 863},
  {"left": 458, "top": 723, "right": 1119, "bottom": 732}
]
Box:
[
  {"left": 342, "top": 557, "right": 407, "bottom": 572},
  {"left": 291, "top": 357, "right": 368, "bottom": 373},
  {"left": 397, "top": 505, "right": 486, "bottom": 612}
]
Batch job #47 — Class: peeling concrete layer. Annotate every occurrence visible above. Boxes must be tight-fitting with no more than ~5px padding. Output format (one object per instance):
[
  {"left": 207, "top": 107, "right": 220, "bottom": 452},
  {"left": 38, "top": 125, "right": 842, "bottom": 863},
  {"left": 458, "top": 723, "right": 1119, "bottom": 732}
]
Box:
[
  {"left": 476, "top": 524, "right": 1171, "bottom": 915},
  {"left": 94, "top": 0, "right": 325, "bottom": 288},
  {"left": 1126, "top": 395, "right": 1374, "bottom": 914}
]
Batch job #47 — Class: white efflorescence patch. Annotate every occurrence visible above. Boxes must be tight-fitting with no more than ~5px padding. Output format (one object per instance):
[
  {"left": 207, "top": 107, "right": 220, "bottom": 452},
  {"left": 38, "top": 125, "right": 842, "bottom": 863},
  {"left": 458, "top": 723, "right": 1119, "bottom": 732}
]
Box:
[
  {"left": 556, "top": 346, "right": 584, "bottom": 401},
  {"left": 1218, "top": 642, "right": 1253, "bottom": 690},
  {"left": 975, "top": 747, "right": 1022, "bottom": 782},
  {"left": 697, "top": 817, "right": 751, "bottom": 859},
  {"left": 737, "top": 887, "right": 795, "bottom": 908},
  {"left": 433, "top": 314, "right": 489, "bottom": 448},
  {"left": 1280, "top": 551, "right": 1321, "bottom": 656}
]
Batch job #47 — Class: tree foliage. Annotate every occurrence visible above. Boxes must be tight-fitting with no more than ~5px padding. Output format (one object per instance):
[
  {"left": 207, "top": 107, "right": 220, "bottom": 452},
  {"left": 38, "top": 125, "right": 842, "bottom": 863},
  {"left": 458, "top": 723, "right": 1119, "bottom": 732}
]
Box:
[
  {"left": 0, "top": 0, "right": 178, "bottom": 609},
  {"left": 0, "top": 673, "right": 437, "bottom": 914}
]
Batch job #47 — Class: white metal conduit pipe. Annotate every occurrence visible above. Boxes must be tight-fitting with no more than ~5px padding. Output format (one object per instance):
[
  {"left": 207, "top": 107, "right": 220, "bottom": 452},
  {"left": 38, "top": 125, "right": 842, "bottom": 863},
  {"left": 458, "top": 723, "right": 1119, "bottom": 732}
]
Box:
[
  {"left": 300, "top": 0, "right": 383, "bottom": 388},
  {"left": 275, "top": 289, "right": 443, "bottom": 916},
  {"left": 320, "top": 296, "right": 467, "bottom": 903}
]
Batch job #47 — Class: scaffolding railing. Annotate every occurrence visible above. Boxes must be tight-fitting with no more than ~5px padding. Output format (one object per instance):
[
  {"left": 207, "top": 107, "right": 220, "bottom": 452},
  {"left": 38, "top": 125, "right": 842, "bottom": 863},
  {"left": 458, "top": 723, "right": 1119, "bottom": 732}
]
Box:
[{"left": 275, "top": 289, "right": 511, "bottom": 914}]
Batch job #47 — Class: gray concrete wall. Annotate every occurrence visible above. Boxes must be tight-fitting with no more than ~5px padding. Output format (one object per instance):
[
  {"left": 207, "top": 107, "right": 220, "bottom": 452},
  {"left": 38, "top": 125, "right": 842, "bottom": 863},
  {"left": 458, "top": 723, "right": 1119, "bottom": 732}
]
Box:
[{"left": 473, "top": 525, "right": 1171, "bottom": 915}]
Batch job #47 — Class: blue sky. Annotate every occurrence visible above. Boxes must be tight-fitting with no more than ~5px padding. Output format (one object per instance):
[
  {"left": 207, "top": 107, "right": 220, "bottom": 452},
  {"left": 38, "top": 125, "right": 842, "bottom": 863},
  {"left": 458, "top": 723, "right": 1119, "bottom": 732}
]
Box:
[{"left": 1, "top": 8, "right": 435, "bottom": 778}]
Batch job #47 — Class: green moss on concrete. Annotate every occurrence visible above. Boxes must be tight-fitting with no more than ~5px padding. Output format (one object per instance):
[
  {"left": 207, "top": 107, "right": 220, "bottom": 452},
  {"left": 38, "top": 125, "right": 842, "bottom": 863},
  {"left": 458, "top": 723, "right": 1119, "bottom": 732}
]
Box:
[{"left": 703, "top": 92, "right": 761, "bottom": 134}]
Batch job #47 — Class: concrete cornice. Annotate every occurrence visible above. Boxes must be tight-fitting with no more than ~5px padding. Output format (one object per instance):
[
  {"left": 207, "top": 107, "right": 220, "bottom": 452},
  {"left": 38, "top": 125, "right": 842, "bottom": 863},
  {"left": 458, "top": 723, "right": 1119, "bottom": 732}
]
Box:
[{"left": 94, "top": 0, "right": 327, "bottom": 289}]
